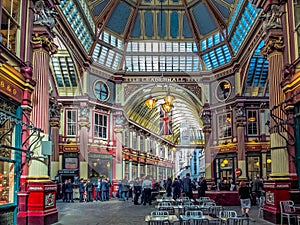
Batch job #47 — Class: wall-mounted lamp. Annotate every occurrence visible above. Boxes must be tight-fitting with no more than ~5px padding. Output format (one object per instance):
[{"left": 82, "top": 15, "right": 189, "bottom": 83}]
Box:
[{"left": 267, "top": 158, "right": 272, "bottom": 164}]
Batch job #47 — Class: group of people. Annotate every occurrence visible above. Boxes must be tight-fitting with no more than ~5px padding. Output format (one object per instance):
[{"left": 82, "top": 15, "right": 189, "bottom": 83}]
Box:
[
  {"left": 163, "top": 173, "right": 208, "bottom": 200},
  {"left": 61, "top": 177, "right": 112, "bottom": 203}
]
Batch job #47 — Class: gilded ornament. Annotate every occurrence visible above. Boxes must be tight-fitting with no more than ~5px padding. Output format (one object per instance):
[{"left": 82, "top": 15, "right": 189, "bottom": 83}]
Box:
[{"left": 261, "top": 37, "right": 284, "bottom": 56}]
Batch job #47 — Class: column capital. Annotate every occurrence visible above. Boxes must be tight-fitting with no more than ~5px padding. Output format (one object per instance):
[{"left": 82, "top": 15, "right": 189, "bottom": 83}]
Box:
[
  {"left": 261, "top": 36, "right": 284, "bottom": 56},
  {"left": 78, "top": 120, "right": 90, "bottom": 129},
  {"left": 31, "top": 33, "right": 58, "bottom": 54}
]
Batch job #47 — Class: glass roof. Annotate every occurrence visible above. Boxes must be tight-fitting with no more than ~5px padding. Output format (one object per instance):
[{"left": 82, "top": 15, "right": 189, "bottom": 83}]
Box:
[{"left": 58, "top": 0, "right": 261, "bottom": 72}]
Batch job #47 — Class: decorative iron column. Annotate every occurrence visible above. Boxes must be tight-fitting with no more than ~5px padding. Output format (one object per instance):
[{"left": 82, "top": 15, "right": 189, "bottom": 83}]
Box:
[
  {"left": 235, "top": 105, "right": 246, "bottom": 180},
  {"left": 114, "top": 112, "right": 125, "bottom": 180},
  {"left": 201, "top": 103, "right": 213, "bottom": 181},
  {"left": 78, "top": 102, "right": 90, "bottom": 180},
  {"left": 49, "top": 101, "right": 61, "bottom": 179}
]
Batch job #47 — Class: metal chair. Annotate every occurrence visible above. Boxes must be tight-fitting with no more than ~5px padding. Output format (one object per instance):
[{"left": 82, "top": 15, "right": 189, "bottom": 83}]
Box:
[
  {"left": 297, "top": 215, "right": 300, "bottom": 225},
  {"left": 148, "top": 220, "right": 171, "bottom": 225},
  {"left": 185, "top": 210, "right": 203, "bottom": 217},
  {"left": 158, "top": 206, "right": 176, "bottom": 215},
  {"left": 219, "top": 210, "right": 238, "bottom": 219},
  {"left": 226, "top": 217, "right": 249, "bottom": 225},
  {"left": 208, "top": 206, "right": 224, "bottom": 217},
  {"left": 151, "top": 210, "right": 169, "bottom": 216},
  {"left": 198, "top": 197, "right": 211, "bottom": 201},
  {"left": 188, "top": 218, "right": 209, "bottom": 225},
  {"left": 158, "top": 202, "right": 173, "bottom": 207},
  {"left": 184, "top": 205, "right": 201, "bottom": 214},
  {"left": 279, "top": 200, "right": 299, "bottom": 225}
]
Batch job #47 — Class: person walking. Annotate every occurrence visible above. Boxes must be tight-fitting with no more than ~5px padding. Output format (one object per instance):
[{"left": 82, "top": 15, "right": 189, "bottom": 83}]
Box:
[
  {"left": 77, "top": 178, "right": 85, "bottom": 202},
  {"left": 121, "top": 177, "right": 129, "bottom": 201},
  {"left": 62, "top": 180, "right": 68, "bottom": 202},
  {"left": 95, "top": 178, "right": 102, "bottom": 201},
  {"left": 142, "top": 175, "right": 152, "bottom": 205},
  {"left": 133, "top": 178, "right": 142, "bottom": 205},
  {"left": 171, "top": 178, "right": 181, "bottom": 200},
  {"left": 166, "top": 177, "right": 172, "bottom": 197},
  {"left": 101, "top": 178, "right": 108, "bottom": 201},
  {"left": 106, "top": 178, "right": 111, "bottom": 200},
  {"left": 85, "top": 179, "right": 94, "bottom": 202},
  {"left": 198, "top": 177, "right": 208, "bottom": 198},
  {"left": 238, "top": 181, "right": 252, "bottom": 217},
  {"left": 182, "top": 173, "right": 193, "bottom": 199},
  {"left": 66, "top": 179, "right": 74, "bottom": 203}
]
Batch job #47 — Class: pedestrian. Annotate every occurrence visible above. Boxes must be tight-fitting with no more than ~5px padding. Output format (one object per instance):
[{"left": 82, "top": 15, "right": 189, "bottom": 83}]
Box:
[
  {"left": 198, "top": 177, "right": 208, "bottom": 198},
  {"left": 66, "top": 179, "right": 74, "bottom": 203},
  {"left": 238, "top": 181, "right": 251, "bottom": 217},
  {"left": 166, "top": 177, "right": 172, "bottom": 197},
  {"left": 85, "top": 179, "right": 93, "bottom": 202},
  {"left": 95, "top": 178, "right": 102, "bottom": 201},
  {"left": 62, "top": 180, "right": 68, "bottom": 202},
  {"left": 171, "top": 178, "right": 181, "bottom": 200},
  {"left": 142, "top": 175, "right": 152, "bottom": 205},
  {"left": 106, "top": 178, "right": 111, "bottom": 200},
  {"left": 182, "top": 173, "right": 193, "bottom": 199},
  {"left": 77, "top": 178, "right": 85, "bottom": 202},
  {"left": 133, "top": 178, "right": 142, "bottom": 205},
  {"left": 121, "top": 177, "right": 129, "bottom": 201},
  {"left": 101, "top": 178, "right": 108, "bottom": 201}
]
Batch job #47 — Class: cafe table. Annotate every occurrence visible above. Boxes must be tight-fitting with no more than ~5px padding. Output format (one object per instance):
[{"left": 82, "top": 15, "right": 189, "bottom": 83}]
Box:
[
  {"left": 180, "top": 215, "right": 218, "bottom": 225},
  {"left": 156, "top": 198, "right": 176, "bottom": 203},
  {"left": 155, "top": 205, "right": 185, "bottom": 215},
  {"left": 145, "top": 214, "right": 180, "bottom": 224}
]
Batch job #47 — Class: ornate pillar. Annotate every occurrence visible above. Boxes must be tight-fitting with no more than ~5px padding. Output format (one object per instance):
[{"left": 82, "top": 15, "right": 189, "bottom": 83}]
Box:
[
  {"left": 19, "top": 2, "right": 59, "bottom": 224},
  {"left": 235, "top": 105, "right": 246, "bottom": 180},
  {"left": 256, "top": 1, "right": 296, "bottom": 223},
  {"left": 201, "top": 103, "right": 213, "bottom": 181},
  {"left": 114, "top": 112, "right": 125, "bottom": 180},
  {"left": 49, "top": 101, "right": 61, "bottom": 180},
  {"left": 78, "top": 102, "right": 90, "bottom": 180},
  {"left": 30, "top": 30, "right": 57, "bottom": 176}
]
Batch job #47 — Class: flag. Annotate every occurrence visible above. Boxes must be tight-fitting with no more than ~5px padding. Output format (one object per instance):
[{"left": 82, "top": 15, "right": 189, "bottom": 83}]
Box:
[{"left": 159, "top": 106, "right": 172, "bottom": 135}]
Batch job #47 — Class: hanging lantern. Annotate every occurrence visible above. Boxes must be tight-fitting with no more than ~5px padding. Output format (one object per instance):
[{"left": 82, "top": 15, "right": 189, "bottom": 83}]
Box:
[
  {"left": 145, "top": 96, "right": 157, "bottom": 109},
  {"left": 223, "top": 159, "right": 228, "bottom": 165}
]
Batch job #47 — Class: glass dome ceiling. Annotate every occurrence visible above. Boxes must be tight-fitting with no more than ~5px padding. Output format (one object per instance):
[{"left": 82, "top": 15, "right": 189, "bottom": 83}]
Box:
[{"left": 59, "top": 0, "right": 260, "bottom": 72}]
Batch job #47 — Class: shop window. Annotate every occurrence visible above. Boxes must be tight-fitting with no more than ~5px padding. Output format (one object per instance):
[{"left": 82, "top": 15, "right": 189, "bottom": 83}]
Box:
[
  {"left": 1, "top": 0, "right": 21, "bottom": 55},
  {"left": 247, "top": 156, "right": 260, "bottom": 181},
  {"left": 0, "top": 161, "right": 14, "bottom": 205},
  {"left": 266, "top": 155, "right": 271, "bottom": 178},
  {"left": 140, "top": 136, "right": 144, "bottom": 151},
  {"left": 63, "top": 153, "right": 78, "bottom": 169},
  {"left": 123, "top": 129, "right": 129, "bottom": 147},
  {"left": 94, "top": 113, "right": 107, "bottom": 138},
  {"left": 218, "top": 113, "right": 232, "bottom": 138},
  {"left": 66, "top": 110, "right": 77, "bottom": 136},
  {"left": 247, "top": 110, "right": 258, "bottom": 135}
]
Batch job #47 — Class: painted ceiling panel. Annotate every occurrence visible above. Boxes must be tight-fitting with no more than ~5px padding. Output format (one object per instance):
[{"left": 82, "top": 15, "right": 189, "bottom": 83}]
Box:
[
  {"left": 105, "top": 1, "right": 132, "bottom": 34},
  {"left": 192, "top": 2, "right": 218, "bottom": 35},
  {"left": 211, "top": 0, "right": 230, "bottom": 18},
  {"left": 92, "top": 0, "right": 111, "bottom": 17},
  {"left": 183, "top": 14, "right": 193, "bottom": 38},
  {"left": 131, "top": 13, "right": 141, "bottom": 38},
  {"left": 170, "top": 12, "right": 179, "bottom": 38},
  {"left": 145, "top": 11, "right": 154, "bottom": 37}
]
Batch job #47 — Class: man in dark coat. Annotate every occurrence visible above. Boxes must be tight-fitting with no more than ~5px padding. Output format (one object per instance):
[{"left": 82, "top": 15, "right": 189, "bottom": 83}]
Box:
[
  {"left": 62, "top": 180, "right": 68, "bottom": 202},
  {"left": 85, "top": 179, "right": 94, "bottom": 202},
  {"left": 133, "top": 178, "right": 142, "bottom": 205},
  {"left": 198, "top": 177, "right": 208, "bottom": 198},
  {"left": 182, "top": 173, "right": 193, "bottom": 199},
  {"left": 77, "top": 178, "right": 85, "bottom": 202},
  {"left": 65, "top": 179, "right": 74, "bottom": 202},
  {"left": 171, "top": 178, "right": 181, "bottom": 200}
]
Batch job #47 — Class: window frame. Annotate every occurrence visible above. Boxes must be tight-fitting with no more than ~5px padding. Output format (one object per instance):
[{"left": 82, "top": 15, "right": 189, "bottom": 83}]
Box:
[
  {"left": 93, "top": 112, "right": 108, "bottom": 139},
  {"left": 65, "top": 109, "right": 77, "bottom": 136}
]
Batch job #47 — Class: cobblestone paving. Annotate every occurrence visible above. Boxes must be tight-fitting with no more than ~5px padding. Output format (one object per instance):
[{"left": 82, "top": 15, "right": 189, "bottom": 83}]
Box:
[{"left": 52, "top": 198, "right": 275, "bottom": 225}]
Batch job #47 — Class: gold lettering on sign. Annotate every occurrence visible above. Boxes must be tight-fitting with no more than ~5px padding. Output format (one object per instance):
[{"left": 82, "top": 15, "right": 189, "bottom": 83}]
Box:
[{"left": 0, "top": 78, "right": 18, "bottom": 96}]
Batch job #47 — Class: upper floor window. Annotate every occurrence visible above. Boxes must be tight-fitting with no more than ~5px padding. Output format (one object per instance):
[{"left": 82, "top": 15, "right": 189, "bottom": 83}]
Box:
[
  {"left": 247, "top": 110, "right": 258, "bottom": 135},
  {"left": 140, "top": 136, "right": 144, "bottom": 152},
  {"left": 66, "top": 110, "right": 77, "bottom": 136},
  {"left": 218, "top": 113, "right": 232, "bottom": 138},
  {"left": 123, "top": 129, "right": 129, "bottom": 147},
  {"left": 94, "top": 81, "right": 109, "bottom": 101},
  {"left": 94, "top": 113, "right": 107, "bottom": 138},
  {"left": 1, "top": 0, "right": 21, "bottom": 54}
]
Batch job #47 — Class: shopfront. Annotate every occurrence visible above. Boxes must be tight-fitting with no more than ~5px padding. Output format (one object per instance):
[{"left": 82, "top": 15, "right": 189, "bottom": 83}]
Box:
[
  {"left": 0, "top": 95, "right": 22, "bottom": 224},
  {"left": 214, "top": 153, "right": 237, "bottom": 185}
]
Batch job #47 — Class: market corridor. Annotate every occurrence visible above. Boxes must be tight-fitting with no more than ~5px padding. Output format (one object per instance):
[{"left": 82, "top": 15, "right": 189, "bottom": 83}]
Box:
[{"left": 53, "top": 198, "right": 273, "bottom": 225}]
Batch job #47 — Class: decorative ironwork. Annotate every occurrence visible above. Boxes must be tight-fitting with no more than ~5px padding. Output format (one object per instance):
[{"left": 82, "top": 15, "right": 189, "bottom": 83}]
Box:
[{"left": 0, "top": 111, "right": 42, "bottom": 162}]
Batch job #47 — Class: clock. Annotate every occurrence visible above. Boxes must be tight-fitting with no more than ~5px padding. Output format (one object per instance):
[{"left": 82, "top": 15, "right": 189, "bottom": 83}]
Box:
[
  {"left": 215, "top": 80, "right": 232, "bottom": 101},
  {"left": 93, "top": 80, "right": 109, "bottom": 101}
]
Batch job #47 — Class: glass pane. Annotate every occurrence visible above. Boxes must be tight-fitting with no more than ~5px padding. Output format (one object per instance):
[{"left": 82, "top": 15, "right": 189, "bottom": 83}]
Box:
[{"left": 0, "top": 161, "right": 15, "bottom": 205}]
